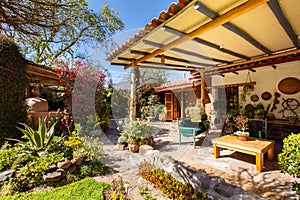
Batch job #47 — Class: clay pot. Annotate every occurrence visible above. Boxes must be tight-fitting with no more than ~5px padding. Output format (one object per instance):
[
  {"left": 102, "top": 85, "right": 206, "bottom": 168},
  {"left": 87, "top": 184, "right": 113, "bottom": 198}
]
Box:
[
  {"left": 128, "top": 143, "right": 139, "bottom": 153},
  {"left": 237, "top": 136, "right": 249, "bottom": 141}
]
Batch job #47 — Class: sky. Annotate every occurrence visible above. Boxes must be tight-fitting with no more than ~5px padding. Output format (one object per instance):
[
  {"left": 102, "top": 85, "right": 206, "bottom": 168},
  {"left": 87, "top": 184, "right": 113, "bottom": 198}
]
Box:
[{"left": 86, "top": 0, "right": 187, "bottom": 83}]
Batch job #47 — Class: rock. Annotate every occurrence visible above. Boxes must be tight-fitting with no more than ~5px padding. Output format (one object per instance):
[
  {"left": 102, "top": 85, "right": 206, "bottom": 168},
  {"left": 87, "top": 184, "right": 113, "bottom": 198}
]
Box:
[
  {"left": 57, "top": 160, "right": 71, "bottom": 169},
  {"left": 72, "top": 157, "right": 85, "bottom": 166},
  {"left": 139, "top": 145, "right": 154, "bottom": 154},
  {"left": 43, "top": 171, "right": 61, "bottom": 182},
  {"left": 56, "top": 168, "right": 64, "bottom": 173},
  {"left": 214, "top": 182, "right": 237, "bottom": 198},
  {"left": 0, "top": 170, "right": 15, "bottom": 182},
  {"left": 47, "top": 164, "right": 57, "bottom": 172}
]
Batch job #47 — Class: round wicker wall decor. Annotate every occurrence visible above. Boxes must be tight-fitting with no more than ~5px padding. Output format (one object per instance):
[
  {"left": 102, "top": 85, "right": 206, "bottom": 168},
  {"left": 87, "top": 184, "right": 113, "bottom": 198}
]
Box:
[{"left": 278, "top": 77, "right": 300, "bottom": 95}]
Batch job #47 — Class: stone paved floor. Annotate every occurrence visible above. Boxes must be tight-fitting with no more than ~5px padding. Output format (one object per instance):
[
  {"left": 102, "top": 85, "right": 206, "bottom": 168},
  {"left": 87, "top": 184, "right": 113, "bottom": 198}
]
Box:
[{"left": 96, "top": 121, "right": 299, "bottom": 200}]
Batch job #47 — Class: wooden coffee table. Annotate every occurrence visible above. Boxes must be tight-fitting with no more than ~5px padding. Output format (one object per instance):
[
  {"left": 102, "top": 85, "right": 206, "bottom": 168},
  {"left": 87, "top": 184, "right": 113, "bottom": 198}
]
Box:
[{"left": 213, "top": 135, "right": 274, "bottom": 172}]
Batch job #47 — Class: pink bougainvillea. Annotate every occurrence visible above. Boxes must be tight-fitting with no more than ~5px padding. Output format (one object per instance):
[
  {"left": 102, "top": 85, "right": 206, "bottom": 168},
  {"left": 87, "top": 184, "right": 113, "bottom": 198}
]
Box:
[{"left": 52, "top": 59, "right": 106, "bottom": 113}]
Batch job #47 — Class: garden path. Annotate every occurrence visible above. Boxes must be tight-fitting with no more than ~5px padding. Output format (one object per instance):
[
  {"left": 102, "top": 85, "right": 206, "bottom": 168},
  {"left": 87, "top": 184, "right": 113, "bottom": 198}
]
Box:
[{"left": 94, "top": 120, "right": 299, "bottom": 200}]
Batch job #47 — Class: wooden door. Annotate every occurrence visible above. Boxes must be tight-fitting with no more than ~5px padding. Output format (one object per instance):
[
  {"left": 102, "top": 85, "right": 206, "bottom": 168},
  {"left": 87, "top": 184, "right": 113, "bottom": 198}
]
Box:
[
  {"left": 173, "top": 94, "right": 180, "bottom": 120},
  {"left": 165, "top": 93, "right": 173, "bottom": 121}
]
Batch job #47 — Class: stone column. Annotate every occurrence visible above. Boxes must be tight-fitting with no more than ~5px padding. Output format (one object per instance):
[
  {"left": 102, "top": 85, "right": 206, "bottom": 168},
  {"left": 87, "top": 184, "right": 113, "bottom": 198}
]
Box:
[{"left": 129, "top": 61, "right": 136, "bottom": 122}]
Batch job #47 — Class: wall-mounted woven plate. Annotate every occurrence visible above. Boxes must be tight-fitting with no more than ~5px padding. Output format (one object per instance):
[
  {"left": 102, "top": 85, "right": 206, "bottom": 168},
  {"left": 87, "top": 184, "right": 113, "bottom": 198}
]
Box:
[
  {"left": 261, "top": 91, "right": 272, "bottom": 100},
  {"left": 278, "top": 77, "right": 300, "bottom": 94},
  {"left": 250, "top": 94, "right": 259, "bottom": 102}
]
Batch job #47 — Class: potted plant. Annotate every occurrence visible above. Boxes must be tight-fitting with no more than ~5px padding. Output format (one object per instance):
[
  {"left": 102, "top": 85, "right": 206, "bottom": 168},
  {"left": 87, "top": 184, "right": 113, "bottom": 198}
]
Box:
[
  {"left": 234, "top": 115, "right": 250, "bottom": 141},
  {"left": 288, "top": 115, "right": 299, "bottom": 124},
  {"left": 117, "top": 134, "right": 128, "bottom": 150},
  {"left": 127, "top": 136, "right": 140, "bottom": 153},
  {"left": 122, "top": 120, "right": 155, "bottom": 153}
]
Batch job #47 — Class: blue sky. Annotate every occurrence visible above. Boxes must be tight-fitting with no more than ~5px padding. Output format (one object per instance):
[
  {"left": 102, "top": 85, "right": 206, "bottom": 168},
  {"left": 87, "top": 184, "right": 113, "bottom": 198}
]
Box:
[
  {"left": 88, "top": 0, "right": 176, "bottom": 30},
  {"left": 86, "top": 0, "right": 187, "bottom": 83}
]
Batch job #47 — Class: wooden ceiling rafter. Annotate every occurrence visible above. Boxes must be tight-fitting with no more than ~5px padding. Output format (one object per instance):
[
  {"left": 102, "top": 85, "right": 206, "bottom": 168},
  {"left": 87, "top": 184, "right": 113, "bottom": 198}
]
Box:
[
  {"left": 141, "top": 39, "right": 229, "bottom": 63},
  {"left": 194, "top": 1, "right": 272, "bottom": 54},
  {"left": 267, "top": 0, "right": 299, "bottom": 48},
  {"left": 123, "top": 0, "right": 269, "bottom": 70},
  {"left": 161, "top": 26, "right": 249, "bottom": 59}
]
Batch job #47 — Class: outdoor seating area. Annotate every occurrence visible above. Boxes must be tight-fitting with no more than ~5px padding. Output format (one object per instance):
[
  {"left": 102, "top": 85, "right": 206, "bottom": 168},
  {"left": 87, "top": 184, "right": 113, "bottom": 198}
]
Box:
[{"left": 0, "top": 0, "right": 300, "bottom": 199}]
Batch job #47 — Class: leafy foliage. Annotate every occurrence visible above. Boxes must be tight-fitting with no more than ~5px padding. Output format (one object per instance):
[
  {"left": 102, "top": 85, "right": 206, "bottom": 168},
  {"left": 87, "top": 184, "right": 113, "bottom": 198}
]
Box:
[
  {"left": 0, "top": 1, "right": 124, "bottom": 64},
  {"left": 0, "top": 144, "right": 18, "bottom": 171},
  {"left": 278, "top": 133, "right": 300, "bottom": 195},
  {"left": 0, "top": 35, "right": 27, "bottom": 144},
  {"left": 139, "top": 161, "right": 208, "bottom": 200},
  {"left": 111, "top": 88, "right": 129, "bottom": 119},
  {"left": 17, "top": 118, "right": 56, "bottom": 149}
]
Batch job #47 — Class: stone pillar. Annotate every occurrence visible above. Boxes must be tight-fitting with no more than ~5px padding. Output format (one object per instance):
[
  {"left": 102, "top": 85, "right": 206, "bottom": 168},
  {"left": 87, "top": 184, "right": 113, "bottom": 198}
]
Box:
[{"left": 129, "top": 61, "right": 137, "bottom": 122}]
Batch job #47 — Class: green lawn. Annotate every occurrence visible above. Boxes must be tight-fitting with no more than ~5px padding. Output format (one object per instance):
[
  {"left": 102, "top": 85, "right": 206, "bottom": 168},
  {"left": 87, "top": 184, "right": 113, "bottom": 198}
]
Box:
[{"left": 0, "top": 178, "right": 110, "bottom": 200}]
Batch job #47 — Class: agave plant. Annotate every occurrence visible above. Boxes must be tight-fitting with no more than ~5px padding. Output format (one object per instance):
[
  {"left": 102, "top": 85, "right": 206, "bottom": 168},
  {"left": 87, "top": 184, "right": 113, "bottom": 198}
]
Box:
[{"left": 17, "top": 118, "right": 56, "bottom": 149}]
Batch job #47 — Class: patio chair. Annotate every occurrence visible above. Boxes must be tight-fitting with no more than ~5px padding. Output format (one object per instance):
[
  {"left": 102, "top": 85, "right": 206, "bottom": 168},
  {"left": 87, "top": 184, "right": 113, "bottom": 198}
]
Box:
[
  {"left": 248, "top": 118, "right": 267, "bottom": 139},
  {"left": 177, "top": 118, "right": 206, "bottom": 148}
]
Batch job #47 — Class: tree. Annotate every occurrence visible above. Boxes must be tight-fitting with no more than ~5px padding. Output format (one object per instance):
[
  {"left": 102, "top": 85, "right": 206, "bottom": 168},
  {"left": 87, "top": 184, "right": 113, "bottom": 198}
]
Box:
[
  {"left": 0, "top": 35, "right": 27, "bottom": 144},
  {"left": 0, "top": 0, "right": 124, "bottom": 64}
]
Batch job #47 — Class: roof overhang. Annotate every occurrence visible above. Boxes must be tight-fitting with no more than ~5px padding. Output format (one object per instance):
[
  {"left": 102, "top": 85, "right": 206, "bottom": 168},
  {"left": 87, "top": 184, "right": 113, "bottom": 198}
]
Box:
[
  {"left": 107, "top": 0, "right": 300, "bottom": 76},
  {"left": 26, "top": 61, "right": 69, "bottom": 86}
]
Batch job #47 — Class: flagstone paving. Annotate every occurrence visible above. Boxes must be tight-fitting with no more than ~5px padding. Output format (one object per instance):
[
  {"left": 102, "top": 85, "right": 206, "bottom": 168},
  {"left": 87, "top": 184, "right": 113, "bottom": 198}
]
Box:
[{"left": 95, "top": 121, "right": 299, "bottom": 200}]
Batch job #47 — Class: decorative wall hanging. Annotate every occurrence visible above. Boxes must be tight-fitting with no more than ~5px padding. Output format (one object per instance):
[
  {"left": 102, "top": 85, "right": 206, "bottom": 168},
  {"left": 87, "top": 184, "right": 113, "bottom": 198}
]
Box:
[
  {"left": 278, "top": 77, "right": 300, "bottom": 94},
  {"left": 250, "top": 94, "right": 259, "bottom": 102},
  {"left": 279, "top": 98, "right": 299, "bottom": 117},
  {"left": 261, "top": 91, "right": 272, "bottom": 101},
  {"left": 270, "top": 92, "right": 281, "bottom": 112}
]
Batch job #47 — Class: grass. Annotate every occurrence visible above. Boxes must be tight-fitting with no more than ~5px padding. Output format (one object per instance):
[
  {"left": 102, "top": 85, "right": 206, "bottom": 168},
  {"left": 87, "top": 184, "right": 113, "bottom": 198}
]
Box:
[{"left": 0, "top": 178, "right": 110, "bottom": 200}]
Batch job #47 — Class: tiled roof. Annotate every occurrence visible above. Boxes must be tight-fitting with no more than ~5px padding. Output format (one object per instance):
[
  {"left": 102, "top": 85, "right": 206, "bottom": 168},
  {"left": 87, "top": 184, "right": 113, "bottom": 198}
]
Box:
[
  {"left": 106, "top": 0, "right": 193, "bottom": 61},
  {"left": 154, "top": 78, "right": 193, "bottom": 92}
]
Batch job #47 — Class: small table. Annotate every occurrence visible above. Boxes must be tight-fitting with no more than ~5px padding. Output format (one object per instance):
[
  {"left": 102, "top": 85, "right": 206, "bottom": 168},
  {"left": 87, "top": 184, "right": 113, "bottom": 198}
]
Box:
[{"left": 213, "top": 135, "right": 274, "bottom": 172}]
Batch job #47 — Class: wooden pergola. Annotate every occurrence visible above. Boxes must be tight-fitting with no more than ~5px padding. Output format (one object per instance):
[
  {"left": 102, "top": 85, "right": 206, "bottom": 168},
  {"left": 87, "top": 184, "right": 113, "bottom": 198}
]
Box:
[
  {"left": 26, "top": 61, "right": 61, "bottom": 86},
  {"left": 107, "top": 0, "right": 300, "bottom": 120}
]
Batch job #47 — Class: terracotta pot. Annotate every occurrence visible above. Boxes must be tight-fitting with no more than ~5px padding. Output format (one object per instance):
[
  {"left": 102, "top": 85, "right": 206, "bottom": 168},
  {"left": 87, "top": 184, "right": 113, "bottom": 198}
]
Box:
[
  {"left": 237, "top": 135, "right": 249, "bottom": 141},
  {"left": 128, "top": 143, "right": 139, "bottom": 153},
  {"left": 117, "top": 144, "right": 125, "bottom": 150}
]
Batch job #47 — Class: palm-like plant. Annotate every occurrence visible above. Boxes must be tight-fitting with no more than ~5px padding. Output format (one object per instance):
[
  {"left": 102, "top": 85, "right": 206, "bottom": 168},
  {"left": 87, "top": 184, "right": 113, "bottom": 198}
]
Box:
[{"left": 17, "top": 118, "right": 56, "bottom": 149}]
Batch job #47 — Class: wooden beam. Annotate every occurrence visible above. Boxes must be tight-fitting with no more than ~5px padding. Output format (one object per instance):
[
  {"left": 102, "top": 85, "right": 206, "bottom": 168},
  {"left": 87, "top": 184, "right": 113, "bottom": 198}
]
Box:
[
  {"left": 124, "top": 0, "right": 269, "bottom": 69},
  {"left": 267, "top": 0, "right": 299, "bottom": 48},
  {"left": 194, "top": 1, "right": 272, "bottom": 53},
  {"left": 205, "top": 48, "right": 300, "bottom": 72},
  {"left": 162, "top": 26, "right": 248, "bottom": 59}
]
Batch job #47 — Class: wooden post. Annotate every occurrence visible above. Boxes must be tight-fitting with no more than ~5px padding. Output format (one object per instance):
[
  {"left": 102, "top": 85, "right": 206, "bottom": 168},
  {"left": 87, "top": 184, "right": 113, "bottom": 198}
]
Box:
[
  {"left": 129, "top": 61, "right": 136, "bottom": 122},
  {"left": 200, "top": 69, "right": 206, "bottom": 112},
  {"left": 181, "top": 91, "right": 184, "bottom": 118}
]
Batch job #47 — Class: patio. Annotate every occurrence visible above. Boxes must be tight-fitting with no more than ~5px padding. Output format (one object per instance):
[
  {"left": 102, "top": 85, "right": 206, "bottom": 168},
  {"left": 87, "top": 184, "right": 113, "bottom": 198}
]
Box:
[
  {"left": 101, "top": 120, "right": 299, "bottom": 199},
  {"left": 156, "top": 122, "right": 299, "bottom": 199}
]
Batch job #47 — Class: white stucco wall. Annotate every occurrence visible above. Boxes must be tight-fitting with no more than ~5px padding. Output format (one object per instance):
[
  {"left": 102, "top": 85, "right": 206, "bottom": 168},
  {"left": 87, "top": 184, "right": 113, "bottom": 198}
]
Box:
[{"left": 211, "top": 60, "right": 300, "bottom": 119}]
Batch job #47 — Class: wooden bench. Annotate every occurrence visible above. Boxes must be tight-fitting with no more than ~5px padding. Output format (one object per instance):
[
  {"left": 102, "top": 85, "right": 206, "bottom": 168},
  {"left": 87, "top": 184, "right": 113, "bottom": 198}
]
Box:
[{"left": 213, "top": 135, "right": 274, "bottom": 172}]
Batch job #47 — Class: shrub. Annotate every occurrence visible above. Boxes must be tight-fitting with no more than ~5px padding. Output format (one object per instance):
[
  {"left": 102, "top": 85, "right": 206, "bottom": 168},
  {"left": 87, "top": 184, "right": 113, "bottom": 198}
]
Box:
[
  {"left": 0, "top": 35, "right": 28, "bottom": 144},
  {"left": 0, "top": 144, "right": 18, "bottom": 171},
  {"left": 17, "top": 118, "right": 56, "bottom": 149},
  {"left": 139, "top": 161, "right": 208, "bottom": 200},
  {"left": 278, "top": 133, "right": 300, "bottom": 196}
]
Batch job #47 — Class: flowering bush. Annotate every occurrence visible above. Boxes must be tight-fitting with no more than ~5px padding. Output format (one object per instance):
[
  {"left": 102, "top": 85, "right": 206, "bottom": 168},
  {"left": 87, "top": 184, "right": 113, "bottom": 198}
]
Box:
[{"left": 52, "top": 60, "right": 110, "bottom": 132}]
